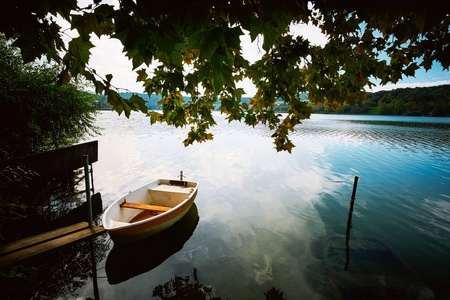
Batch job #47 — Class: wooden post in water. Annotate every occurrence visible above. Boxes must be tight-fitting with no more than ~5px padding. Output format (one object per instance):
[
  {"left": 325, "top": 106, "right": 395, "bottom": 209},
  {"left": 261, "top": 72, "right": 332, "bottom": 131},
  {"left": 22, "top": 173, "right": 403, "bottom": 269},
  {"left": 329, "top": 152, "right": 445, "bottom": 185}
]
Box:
[
  {"left": 345, "top": 176, "right": 359, "bottom": 271},
  {"left": 84, "top": 155, "right": 93, "bottom": 228},
  {"left": 346, "top": 176, "right": 359, "bottom": 233}
]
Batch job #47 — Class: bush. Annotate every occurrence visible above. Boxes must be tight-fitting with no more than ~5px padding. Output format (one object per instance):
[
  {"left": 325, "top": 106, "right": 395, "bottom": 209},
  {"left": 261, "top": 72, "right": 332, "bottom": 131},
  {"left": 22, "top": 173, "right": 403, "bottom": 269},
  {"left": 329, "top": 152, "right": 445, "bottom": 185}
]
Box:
[{"left": 0, "top": 34, "right": 99, "bottom": 161}]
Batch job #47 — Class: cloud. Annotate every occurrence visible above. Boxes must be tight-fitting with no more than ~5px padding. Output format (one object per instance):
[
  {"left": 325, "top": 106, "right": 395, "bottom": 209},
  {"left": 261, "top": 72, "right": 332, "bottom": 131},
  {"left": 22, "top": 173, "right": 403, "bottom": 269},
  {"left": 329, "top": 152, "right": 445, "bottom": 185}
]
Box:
[
  {"left": 290, "top": 22, "right": 327, "bottom": 47},
  {"left": 89, "top": 36, "right": 146, "bottom": 93}
]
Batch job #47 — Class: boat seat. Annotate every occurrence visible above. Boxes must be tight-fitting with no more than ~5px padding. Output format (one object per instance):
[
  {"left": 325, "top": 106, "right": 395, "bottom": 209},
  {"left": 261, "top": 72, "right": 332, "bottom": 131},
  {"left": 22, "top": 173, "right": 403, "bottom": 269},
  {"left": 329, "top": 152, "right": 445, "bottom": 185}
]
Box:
[
  {"left": 120, "top": 201, "right": 172, "bottom": 212},
  {"left": 151, "top": 184, "right": 194, "bottom": 194}
]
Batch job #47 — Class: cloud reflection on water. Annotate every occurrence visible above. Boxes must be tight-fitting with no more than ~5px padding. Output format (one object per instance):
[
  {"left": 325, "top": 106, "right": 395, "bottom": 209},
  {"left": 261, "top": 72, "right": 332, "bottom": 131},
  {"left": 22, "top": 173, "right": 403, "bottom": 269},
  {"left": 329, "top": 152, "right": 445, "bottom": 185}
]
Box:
[{"left": 83, "top": 111, "right": 450, "bottom": 299}]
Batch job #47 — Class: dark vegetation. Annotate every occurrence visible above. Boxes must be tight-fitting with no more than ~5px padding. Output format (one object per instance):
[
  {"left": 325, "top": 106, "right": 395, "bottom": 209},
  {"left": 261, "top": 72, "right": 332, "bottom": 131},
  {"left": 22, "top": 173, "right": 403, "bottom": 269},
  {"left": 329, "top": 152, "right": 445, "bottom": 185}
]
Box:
[
  {"left": 0, "top": 33, "right": 100, "bottom": 237},
  {"left": 0, "top": 32, "right": 100, "bottom": 242},
  {"left": 0, "top": 34, "right": 107, "bottom": 299}
]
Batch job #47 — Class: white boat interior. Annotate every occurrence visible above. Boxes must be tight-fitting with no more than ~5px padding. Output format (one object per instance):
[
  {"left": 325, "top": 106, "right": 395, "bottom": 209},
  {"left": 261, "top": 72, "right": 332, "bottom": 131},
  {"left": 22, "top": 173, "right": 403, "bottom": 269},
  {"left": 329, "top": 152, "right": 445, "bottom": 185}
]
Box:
[{"left": 104, "top": 179, "right": 197, "bottom": 229}]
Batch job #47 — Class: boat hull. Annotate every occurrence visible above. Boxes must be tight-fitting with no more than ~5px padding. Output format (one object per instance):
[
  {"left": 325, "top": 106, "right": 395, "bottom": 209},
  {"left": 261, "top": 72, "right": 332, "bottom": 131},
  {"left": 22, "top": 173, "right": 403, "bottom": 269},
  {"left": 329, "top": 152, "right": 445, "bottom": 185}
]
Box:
[
  {"left": 102, "top": 179, "right": 198, "bottom": 245},
  {"left": 105, "top": 203, "right": 199, "bottom": 284}
]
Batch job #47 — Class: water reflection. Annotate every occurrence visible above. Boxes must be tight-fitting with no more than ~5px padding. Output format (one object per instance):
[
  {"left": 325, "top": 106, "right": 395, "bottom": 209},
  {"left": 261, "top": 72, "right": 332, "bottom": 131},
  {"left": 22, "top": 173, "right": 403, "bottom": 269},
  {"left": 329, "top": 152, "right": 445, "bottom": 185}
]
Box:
[
  {"left": 324, "top": 236, "right": 434, "bottom": 299},
  {"left": 151, "top": 268, "right": 286, "bottom": 300},
  {"left": 0, "top": 162, "right": 109, "bottom": 299},
  {"left": 152, "top": 268, "right": 221, "bottom": 299},
  {"left": 1, "top": 232, "right": 109, "bottom": 299},
  {"left": 83, "top": 112, "right": 450, "bottom": 299},
  {"left": 105, "top": 204, "right": 199, "bottom": 284}
]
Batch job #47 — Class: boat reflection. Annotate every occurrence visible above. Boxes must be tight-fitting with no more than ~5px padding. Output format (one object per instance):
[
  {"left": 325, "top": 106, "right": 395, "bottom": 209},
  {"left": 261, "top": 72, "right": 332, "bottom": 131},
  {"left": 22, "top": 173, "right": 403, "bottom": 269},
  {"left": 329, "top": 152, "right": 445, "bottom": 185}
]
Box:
[{"left": 105, "top": 204, "right": 199, "bottom": 284}]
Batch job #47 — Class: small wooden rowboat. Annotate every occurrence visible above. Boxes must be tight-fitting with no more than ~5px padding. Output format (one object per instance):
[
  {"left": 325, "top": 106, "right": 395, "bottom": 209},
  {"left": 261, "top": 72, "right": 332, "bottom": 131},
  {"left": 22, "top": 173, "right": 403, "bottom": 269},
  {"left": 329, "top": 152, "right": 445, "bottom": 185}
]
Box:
[{"left": 102, "top": 179, "right": 199, "bottom": 245}]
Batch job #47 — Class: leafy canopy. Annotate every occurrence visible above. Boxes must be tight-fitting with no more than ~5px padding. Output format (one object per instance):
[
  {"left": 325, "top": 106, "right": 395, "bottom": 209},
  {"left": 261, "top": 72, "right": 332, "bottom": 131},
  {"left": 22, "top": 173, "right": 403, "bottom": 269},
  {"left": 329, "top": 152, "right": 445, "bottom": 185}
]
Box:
[{"left": 1, "top": 0, "right": 449, "bottom": 152}]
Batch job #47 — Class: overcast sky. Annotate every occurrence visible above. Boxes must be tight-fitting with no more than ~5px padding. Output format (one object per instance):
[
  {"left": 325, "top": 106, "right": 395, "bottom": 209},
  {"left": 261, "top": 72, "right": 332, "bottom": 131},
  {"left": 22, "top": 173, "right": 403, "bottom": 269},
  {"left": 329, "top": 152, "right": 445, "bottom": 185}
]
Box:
[{"left": 68, "top": 1, "right": 450, "bottom": 96}]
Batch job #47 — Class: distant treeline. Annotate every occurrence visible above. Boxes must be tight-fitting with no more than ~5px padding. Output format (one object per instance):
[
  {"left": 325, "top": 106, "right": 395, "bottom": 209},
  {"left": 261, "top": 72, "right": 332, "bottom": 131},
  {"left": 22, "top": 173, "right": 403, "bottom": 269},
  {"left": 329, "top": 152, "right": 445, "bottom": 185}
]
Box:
[
  {"left": 93, "top": 85, "right": 450, "bottom": 117},
  {"left": 93, "top": 93, "right": 177, "bottom": 110},
  {"left": 313, "top": 85, "right": 450, "bottom": 117},
  {"left": 91, "top": 94, "right": 112, "bottom": 110}
]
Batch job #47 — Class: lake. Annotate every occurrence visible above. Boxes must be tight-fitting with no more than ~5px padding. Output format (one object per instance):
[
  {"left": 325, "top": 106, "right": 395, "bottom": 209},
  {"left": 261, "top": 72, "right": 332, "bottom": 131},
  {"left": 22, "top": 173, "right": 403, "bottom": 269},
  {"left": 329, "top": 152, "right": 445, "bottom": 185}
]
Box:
[{"left": 71, "top": 111, "right": 449, "bottom": 299}]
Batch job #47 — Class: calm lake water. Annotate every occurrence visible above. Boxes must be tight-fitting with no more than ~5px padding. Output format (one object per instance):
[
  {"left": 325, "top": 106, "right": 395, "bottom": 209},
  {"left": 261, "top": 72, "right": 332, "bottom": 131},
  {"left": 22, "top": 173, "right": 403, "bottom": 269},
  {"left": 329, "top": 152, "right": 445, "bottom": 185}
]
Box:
[{"left": 71, "top": 111, "right": 449, "bottom": 299}]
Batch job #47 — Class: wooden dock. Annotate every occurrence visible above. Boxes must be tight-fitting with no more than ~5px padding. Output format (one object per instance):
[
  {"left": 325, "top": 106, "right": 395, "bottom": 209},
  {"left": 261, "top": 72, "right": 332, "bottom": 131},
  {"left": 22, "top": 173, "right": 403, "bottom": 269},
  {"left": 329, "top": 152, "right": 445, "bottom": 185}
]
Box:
[
  {"left": 0, "top": 141, "right": 106, "bottom": 268},
  {"left": 0, "top": 222, "right": 106, "bottom": 268}
]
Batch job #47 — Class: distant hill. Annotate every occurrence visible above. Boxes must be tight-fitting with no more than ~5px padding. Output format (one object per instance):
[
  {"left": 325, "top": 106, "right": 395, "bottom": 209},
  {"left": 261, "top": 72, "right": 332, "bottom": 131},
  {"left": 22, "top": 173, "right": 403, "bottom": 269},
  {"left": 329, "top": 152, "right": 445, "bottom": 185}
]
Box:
[
  {"left": 119, "top": 92, "right": 308, "bottom": 110},
  {"left": 119, "top": 92, "right": 252, "bottom": 110},
  {"left": 365, "top": 85, "right": 450, "bottom": 117},
  {"left": 314, "top": 85, "right": 450, "bottom": 117}
]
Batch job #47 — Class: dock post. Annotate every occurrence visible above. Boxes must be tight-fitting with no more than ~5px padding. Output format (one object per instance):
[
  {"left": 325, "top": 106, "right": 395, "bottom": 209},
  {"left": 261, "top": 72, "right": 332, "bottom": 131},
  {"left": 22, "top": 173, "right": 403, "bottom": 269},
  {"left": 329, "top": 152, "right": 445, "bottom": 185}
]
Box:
[
  {"left": 84, "top": 155, "right": 93, "bottom": 228},
  {"left": 90, "top": 238, "right": 100, "bottom": 299}
]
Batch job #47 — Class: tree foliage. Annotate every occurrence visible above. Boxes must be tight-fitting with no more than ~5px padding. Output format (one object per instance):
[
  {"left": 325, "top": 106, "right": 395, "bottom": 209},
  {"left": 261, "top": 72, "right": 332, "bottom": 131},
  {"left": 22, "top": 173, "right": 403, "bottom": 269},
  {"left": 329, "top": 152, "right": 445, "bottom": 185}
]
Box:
[
  {"left": 367, "top": 85, "right": 450, "bottom": 117},
  {"left": 1, "top": 0, "right": 449, "bottom": 152},
  {"left": 0, "top": 34, "right": 99, "bottom": 161},
  {"left": 313, "top": 85, "right": 450, "bottom": 116}
]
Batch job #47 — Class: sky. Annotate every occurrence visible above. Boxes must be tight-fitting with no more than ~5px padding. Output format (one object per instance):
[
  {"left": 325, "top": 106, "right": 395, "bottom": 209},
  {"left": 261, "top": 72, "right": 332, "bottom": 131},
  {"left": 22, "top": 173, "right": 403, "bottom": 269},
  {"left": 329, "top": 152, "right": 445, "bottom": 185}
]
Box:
[{"left": 66, "top": 1, "right": 450, "bottom": 96}]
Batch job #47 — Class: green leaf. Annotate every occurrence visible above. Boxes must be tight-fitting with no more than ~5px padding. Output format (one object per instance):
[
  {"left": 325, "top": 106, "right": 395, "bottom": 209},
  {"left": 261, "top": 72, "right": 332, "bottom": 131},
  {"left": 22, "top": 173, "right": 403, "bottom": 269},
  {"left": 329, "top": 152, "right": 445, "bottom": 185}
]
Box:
[
  {"left": 107, "top": 90, "right": 122, "bottom": 115},
  {"left": 147, "top": 111, "right": 163, "bottom": 124},
  {"left": 129, "top": 94, "right": 148, "bottom": 113},
  {"left": 166, "top": 71, "right": 184, "bottom": 90},
  {"left": 403, "top": 63, "right": 418, "bottom": 77},
  {"left": 136, "top": 69, "right": 148, "bottom": 82},
  {"left": 122, "top": 98, "right": 132, "bottom": 118},
  {"left": 202, "top": 36, "right": 220, "bottom": 61},
  {"left": 421, "top": 58, "right": 433, "bottom": 71},
  {"left": 68, "top": 37, "right": 94, "bottom": 64},
  {"left": 261, "top": 23, "right": 277, "bottom": 51},
  {"left": 227, "top": 27, "right": 244, "bottom": 49},
  {"left": 71, "top": 13, "right": 101, "bottom": 40},
  {"left": 93, "top": 79, "right": 105, "bottom": 95}
]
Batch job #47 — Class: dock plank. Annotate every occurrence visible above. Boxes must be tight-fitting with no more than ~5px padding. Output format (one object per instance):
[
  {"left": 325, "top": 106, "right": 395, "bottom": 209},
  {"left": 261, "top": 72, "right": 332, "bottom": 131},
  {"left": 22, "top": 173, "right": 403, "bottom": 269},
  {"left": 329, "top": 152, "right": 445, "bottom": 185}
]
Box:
[
  {"left": 0, "top": 222, "right": 90, "bottom": 256},
  {"left": 0, "top": 223, "right": 106, "bottom": 268},
  {"left": 120, "top": 202, "right": 172, "bottom": 212}
]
